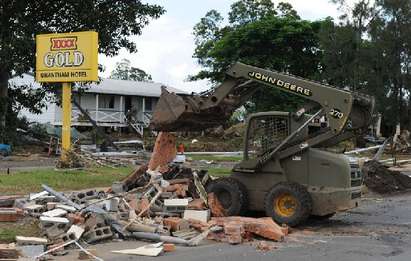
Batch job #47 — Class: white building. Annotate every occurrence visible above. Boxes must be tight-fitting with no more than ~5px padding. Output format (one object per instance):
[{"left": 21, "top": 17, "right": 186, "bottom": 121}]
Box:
[{"left": 11, "top": 74, "right": 185, "bottom": 135}]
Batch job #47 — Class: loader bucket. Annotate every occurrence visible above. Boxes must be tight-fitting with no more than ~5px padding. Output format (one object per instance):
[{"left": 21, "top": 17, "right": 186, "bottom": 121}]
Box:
[{"left": 150, "top": 88, "right": 235, "bottom": 131}]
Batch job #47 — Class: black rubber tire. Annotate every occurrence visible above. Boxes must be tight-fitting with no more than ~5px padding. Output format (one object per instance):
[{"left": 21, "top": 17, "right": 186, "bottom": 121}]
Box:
[
  {"left": 206, "top": 177, "right": 248, "bottom": 216},
  {"left": 264, "top": 182, "right": 312, "bottom": 227}
]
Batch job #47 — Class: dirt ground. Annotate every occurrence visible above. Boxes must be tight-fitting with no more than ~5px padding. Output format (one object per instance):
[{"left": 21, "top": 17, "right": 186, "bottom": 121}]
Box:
[{"left": 50, "top": 191, "right": 411, "bottom": 261}]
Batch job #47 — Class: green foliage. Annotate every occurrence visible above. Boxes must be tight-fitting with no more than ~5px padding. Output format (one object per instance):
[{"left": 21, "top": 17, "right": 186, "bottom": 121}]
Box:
[
  {"left": 192, "top": 0, "right": 322, "bottom": 112},
  {"left": 0, "top": 1, "right": 165, "bottom": 141},
  {"left": 110, "top": 58, "right": 152, "bottom": 81}
]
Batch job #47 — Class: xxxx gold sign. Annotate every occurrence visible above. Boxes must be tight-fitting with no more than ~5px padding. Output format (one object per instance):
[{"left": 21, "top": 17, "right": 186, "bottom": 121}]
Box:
[
  {"left": 36, "top": 31, "right": 98, "bottom": 82},
  {"left": 248, "top": 71, "right": 312, "bottom": 96}
]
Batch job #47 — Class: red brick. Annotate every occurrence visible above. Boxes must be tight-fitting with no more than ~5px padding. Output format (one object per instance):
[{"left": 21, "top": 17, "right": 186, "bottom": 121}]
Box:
[
  {"left": 207, "top": 193, "right": 227, "bottom": 217},
  {"left": 187, "top": 198, "right": 206, "bottom": 210},
  {"left": 163, "top": 217, "right": 189, "bottom": 232},
  {"left": 224, "top": 221, "right": 244, "bottom": 244},
  {"left": 164, "top": 184, "right": 188, "bottom": 197},
  {"left": 67, "top": 213, "right": 85, "bottom": 225},
  {"left": 0, "top": 208, "right": 23, "bottom": 222},
  {"left": 163, "top": 243, "right": 176, "bottom": 252}
]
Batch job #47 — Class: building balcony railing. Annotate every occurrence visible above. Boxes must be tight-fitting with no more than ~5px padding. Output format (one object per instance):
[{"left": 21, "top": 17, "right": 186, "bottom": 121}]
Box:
[{"left": 72, "top": 109, "right": 126, "bottom": 123}]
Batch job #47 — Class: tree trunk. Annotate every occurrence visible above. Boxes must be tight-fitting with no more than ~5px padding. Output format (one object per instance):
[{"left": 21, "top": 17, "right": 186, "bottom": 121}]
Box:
[{"left": 0, "top": 69, "right": 9, "bottom": 143}]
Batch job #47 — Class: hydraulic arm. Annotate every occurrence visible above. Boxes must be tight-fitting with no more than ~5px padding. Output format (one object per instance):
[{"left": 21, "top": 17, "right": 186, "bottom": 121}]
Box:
[{"left": 150, "top": 62, "right": 374, "bottom": 148}]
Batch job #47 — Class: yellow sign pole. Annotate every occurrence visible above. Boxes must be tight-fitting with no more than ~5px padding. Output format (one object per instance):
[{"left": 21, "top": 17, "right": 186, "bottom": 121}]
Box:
[{"left": 61, "top": 82, "right": 72, "bottom": 160}]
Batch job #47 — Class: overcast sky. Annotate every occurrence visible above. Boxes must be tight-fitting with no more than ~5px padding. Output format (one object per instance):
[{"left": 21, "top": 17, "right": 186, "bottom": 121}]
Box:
[{"left": 98, "top": 0, "right": 349, "bottom": 93}]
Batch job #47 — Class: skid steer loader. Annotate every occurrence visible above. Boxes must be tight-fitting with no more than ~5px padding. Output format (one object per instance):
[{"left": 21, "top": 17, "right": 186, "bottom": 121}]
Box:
[{"left": 150, "top": 63, "right": 375, "bottom": 226}]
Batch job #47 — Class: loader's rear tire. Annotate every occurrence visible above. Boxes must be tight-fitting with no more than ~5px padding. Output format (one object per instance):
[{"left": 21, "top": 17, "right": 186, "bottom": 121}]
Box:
[
  {"left": 206, "top": 177, "right": 248, "bottom": 216},
  {"left": 264, "top": 182, "right": 312, "bottom": 227}
]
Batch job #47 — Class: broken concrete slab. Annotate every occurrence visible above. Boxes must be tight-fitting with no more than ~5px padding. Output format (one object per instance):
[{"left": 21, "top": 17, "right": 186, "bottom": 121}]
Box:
[
  {"left": 55, "top": 204, "right": 77, "bottom": 212},
  {"left": 39, "top": 216, "right": 70, "bottom": 224},
  {"left": 183, "top": 209, "right": 210, "bottom": 223},
  {"left": 164, "top": 198, "right": 189, "bottom": 207},
  {"left": 29, "top": 191, "right": 49, "bottom": 201},
  {"left": 42, "top": 208, "right": 68, "bottom": 217},
  {"left": 112, "top": 242, "right": 163, "bottom": 257},
  {"left": 16, "top": 236, "right": 48, "bottom": 245},
  {"left": 17, "top": 245, "right": 45, "bottom": 258}
]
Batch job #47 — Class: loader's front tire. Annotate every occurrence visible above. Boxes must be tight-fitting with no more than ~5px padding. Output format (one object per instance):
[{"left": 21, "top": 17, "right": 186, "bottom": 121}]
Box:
[
  {"left": 206, "top": 177, "right": 248, "bottom": 216},
  {"left": 264, "top": 182, "right": 312, "bottom": 227}
]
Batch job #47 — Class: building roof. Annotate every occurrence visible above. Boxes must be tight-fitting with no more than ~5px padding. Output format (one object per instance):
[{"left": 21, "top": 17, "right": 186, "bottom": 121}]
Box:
[
  {"left": 9, "top": 73, "right": 187, "bottom": 98},
  {"left": 77, "top": 78, "right": 186, "bottom": 97}
]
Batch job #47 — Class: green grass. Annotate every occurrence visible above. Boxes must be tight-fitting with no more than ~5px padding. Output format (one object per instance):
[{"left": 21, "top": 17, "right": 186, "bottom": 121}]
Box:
[
  {"left": 0, "top": 166, "right": 133, "bottom": 195},
  {"left": 188, "top": 154, "right": 243, "bottom": 162},
  {"left": 207, "top": 167, "right": 232, "bottom": 177}
]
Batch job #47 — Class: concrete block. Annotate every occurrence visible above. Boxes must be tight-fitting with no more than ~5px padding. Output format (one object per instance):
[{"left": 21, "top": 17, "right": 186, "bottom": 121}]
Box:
[
  {"left": 104, "top": 198, "right": 119, "bottom": 212},
  {"left": 42, "top": 222, "right": 69, "bottom": 239},
  {"left": 42, "top": 208, "right": 67, "bottom": 217},
  {"left": 183, "top": 209, "right": 210, "bottom": 223},
  {"left": 67, "top": 224, "right": 84, "bottom": 239},
  {"left": 40, "top": 216, "right": 70, "bottom": 224},
  {"left": 24, "top": 204, "right": 46, "bottom": 215},
  {"left": 83, "top": 226, "right": 113, "bottom": 243},
  {"left": 111, "top": 181, "right": 124, "bottom": 194},
  {"left": 16, "top": 236, "right": 48, "bottom": 245}
]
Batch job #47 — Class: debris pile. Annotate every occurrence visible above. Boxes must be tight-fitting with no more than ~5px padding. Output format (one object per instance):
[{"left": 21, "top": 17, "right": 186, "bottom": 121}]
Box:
[
  {"left": 362, "top": 160, "right": 411, "bottom": 194},
  {"left": 1, "top": 132, "right": 288, "bottom": 259}
]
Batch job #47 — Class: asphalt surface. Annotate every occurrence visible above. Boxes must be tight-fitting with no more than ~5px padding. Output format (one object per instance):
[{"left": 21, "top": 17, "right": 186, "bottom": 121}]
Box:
[{"left": 55, "top": 191, "right": 411, "bottom": 261}]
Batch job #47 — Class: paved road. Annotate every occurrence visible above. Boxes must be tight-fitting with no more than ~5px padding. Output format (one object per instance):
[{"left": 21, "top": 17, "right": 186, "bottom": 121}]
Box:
[{"left": 55, "top": 191, "right": 411, "bottom": 261}]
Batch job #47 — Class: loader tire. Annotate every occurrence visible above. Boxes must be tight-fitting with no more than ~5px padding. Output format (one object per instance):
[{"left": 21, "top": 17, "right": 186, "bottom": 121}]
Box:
[
  {"left": 206, "top": 177, "right": 248, "bottom": 216},
  {"left": 264, "top": 182, "right": 312, "bottom": 227}
]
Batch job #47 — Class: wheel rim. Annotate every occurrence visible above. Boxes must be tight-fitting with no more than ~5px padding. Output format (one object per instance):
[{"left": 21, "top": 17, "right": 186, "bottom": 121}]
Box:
[{"left": 274, "top": 193, "right": 298, "bottom": 217}]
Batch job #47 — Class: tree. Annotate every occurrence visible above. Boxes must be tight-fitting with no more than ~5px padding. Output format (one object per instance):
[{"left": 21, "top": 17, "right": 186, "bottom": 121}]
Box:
[
  {"left": 0, "top": 0, "right": 164, "bottom": 142},
  {"left": 192, "top": 0, "right": 323, "bottom": 112},
  {"left": 110, "top": 59, "right": 152, "bottom": 81}
]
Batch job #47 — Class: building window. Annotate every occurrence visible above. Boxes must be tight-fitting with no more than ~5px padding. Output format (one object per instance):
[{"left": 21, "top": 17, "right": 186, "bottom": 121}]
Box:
[
  {"left": 99, "top": 95, "right": 115, "bottom": 109},
  {"left": 144, "top": 97, "right": 153, "bottom": 111}
]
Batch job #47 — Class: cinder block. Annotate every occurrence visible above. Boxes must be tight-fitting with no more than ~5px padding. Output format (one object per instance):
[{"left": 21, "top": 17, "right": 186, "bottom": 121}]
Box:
[
  {"left": 104, "top": 198, "right": 119, "bottom": 212},
  {"left": 41, "top": 222, "right": 69, "bottom": 239},
  {"left": 67, "top": 224, "right": 85, "bottom": 239},
  {"left": 83, "top": 226, "right": 113, "bottom": 243},
  {"left": 183, "top": 209, "right": 210, "bottom": 223},
  {"left": 25, "top": 204, "right": 46, "bottom": 216}
]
